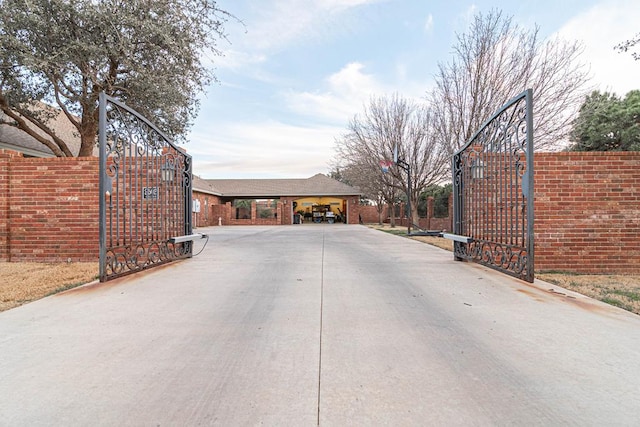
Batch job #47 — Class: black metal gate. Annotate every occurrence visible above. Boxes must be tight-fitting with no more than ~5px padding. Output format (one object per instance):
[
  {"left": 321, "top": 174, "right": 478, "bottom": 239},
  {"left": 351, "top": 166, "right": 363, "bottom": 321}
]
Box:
[
  {"left": 98, "top": 93, "right": 193, "bottom": 282},
  {"left": 449, "top": 89, "right": 534, "bottom": 282}
]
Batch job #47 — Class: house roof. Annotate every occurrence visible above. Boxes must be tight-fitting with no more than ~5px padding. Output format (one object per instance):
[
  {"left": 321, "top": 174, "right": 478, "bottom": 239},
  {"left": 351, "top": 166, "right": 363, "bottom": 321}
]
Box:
[
  {"left": 0, "top": 120, "right": 55, "bottom": 157},
  {"left": 194, "top": 173, "right": 360, "bottom": 198},
  {"left": 0, "top": 103, "right": 86, "bottom": 157},
  {"left": 192, "top": 175, "right": 222, "bottom": 196}
]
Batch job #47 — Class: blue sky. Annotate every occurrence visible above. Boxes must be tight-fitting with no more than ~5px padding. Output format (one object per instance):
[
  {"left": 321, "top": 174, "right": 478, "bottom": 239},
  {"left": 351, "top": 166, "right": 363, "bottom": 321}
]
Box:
[{"left": 188, "top": 0, "right": 639, "bottom": 179}]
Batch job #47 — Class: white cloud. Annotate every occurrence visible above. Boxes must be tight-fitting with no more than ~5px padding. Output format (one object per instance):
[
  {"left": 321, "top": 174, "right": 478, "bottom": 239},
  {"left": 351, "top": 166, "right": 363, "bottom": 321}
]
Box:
[
  {"left": 188, "top": 120, "right": 342, "bottom": 178},
  {"left": 229, "top": 0, "right": 391, "bottom": 54},
  {"left": 282, "top": 61, "right": 434, "bottom": 125},
  {"left": 282, "top": 62, "right": 383, "bottom": 124},
  {"left": 327, "top": 62, "right": 380, "bottom": 95},
  {"left": 213, "top": 49, "right": 267, "bottom": 72},
  {"left": 463, "top": 5, "right": 477, "bottom": 24},
  {"left": 555, "top": 0, "right": 640, "bottom": 96},
  {"left": 424, "top": 13, "right": 434, "bottom": 32},
  {"left": 318, "top": 0, "right": 383, "bottom": 10}
]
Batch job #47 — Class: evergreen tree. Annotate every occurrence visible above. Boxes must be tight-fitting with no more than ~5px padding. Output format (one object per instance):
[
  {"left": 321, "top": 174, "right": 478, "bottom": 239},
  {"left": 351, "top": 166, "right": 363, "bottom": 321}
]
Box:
[
  {"left": 0, "top": 0, "right": 234, "bottom": 156},
  {"left": 569, "top": 90, "right": 640, "bottom": 151}
]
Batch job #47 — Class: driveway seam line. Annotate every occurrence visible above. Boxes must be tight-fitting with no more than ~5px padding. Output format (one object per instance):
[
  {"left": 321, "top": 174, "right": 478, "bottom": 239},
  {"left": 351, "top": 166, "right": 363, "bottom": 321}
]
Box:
[{"left": 316, "top": 228, "right": 325, "bottom": 426}]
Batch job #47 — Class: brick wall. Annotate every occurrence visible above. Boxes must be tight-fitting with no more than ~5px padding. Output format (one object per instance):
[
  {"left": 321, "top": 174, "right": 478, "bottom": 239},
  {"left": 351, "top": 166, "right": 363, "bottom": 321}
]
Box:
[
  {"left": 358, "top": 205, "right": 382, "bottom": 224},
  {"left": 3, "top": 148, "right": 638, "bottom": 273},
  {"left": 192, "top": 192, "right": 222, "bottom": 227},
  {"left": 534, "top": 152, "right": 640, "bottom": 274},
  {"left": 0, "top": 150, "right": 99, "bottom": 262}
]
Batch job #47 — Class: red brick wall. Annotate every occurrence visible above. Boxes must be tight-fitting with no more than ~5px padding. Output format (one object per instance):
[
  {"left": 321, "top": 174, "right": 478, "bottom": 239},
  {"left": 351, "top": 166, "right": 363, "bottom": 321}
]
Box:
[
  {"left": 192, "top": 192, "right": 222, "bottom": 227},
  {"left": 534, "top": 152, "right": 640, "bottom": 274},
  {"left": 359, "top": 204, "right": 386, "bottom": 224},
  {"left": 427, "top": 217, "right": 452, "bottom": 231},
  {"left": 4, "top": 148, "right": 636, "bottom": 273},
  {"left": 0, "top": 150, "right": 99, "bottom": 262}
]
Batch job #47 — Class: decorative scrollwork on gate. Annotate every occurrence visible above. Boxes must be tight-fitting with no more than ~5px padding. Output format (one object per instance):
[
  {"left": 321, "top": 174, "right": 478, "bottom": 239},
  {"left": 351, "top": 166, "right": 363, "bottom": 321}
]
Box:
[
  {"left": 452, "top": 89, "right": 534, "bottom": 282},
  {"left": 98, "top": 94, "right": 193, "bottom": 282}
]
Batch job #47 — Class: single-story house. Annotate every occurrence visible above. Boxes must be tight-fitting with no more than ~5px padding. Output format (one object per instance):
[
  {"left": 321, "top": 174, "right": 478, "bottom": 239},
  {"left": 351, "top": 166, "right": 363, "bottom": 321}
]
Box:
[{"left": 192, "top": 173, "right": 363, "bottom": 226}]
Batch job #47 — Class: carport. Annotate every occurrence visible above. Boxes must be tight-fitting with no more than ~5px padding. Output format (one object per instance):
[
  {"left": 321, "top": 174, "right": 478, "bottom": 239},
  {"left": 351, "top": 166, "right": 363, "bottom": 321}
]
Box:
[{"left": 193, "top": 173, "right": 362, "bottom": 225}]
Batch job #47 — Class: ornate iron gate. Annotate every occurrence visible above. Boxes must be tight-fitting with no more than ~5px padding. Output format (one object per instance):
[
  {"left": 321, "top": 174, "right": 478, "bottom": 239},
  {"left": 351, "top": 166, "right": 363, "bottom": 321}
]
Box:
[
  {"left": 450, "top": 89, "right": 534, "bottom": 282},
  {"left": 98, "top": 93, "right": 193, "bottom": 282}
]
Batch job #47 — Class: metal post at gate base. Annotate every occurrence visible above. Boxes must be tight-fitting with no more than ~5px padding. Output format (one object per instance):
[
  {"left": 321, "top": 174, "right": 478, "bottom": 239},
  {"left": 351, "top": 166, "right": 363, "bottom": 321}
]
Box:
[{"left": 98, "top": 92, "right": 107, "bottom": 281}]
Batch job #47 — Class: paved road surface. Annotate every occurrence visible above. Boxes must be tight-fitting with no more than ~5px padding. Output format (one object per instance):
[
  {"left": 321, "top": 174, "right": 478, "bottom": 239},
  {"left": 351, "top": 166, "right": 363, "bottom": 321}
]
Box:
[{"left": 1, "top": 225, "right": 639, "bottom": 426}]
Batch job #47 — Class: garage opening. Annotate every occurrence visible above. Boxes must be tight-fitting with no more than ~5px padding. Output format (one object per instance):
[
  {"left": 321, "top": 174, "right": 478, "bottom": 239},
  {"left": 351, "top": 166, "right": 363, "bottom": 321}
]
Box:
[{"left": 294, "top": 197, "right": 347, "bottom": 224}]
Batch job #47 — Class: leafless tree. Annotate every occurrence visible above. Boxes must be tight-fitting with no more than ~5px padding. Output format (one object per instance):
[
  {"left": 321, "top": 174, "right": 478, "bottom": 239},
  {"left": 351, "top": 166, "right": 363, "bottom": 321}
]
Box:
[
  {"left": 336, "top": 161, "right": 399, "bottom": 226},
  {"left": 334, "top": 94, "right": 449, "bottom": 226},
  {"left": 429, "top": 9, "right": 591, "bottom": 153}
]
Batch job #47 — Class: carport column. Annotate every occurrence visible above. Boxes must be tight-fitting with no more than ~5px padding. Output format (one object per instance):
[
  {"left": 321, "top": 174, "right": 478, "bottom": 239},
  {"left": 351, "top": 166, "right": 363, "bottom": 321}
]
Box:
[
  {"left": 276, "top": 201, "right": 283, "bottom": 225},
  {"left": 251, "top": 201, "right": 257, "bottom": 225},
  {"left": 283, "top": 198, "right": 293, "bottom": 224},
  {"left": 348, "top": 196, "right": 361, "bottom": 224},
  {"left": 427, "top": 196, "right": 434, "bottom": 230},
  {"left": 225, "top": 201, "right": 232, "bottom": 223}
]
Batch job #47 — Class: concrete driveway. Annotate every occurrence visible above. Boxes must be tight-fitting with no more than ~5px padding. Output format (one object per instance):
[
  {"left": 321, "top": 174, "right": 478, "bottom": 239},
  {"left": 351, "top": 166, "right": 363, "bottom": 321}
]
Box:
[{"left": 1, "top": 225, "right": 639, "bottom": 426}]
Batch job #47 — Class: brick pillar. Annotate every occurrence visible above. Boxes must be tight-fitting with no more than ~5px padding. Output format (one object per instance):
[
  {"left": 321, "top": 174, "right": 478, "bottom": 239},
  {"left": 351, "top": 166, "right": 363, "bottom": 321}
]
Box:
[
  {"left": 276, "top": 202, "right": 283, "bottom": 225},
  {"left": 426, "top": 196, "right": 434, "bottom": 230},
  {"left": 448, "top": 193, "right": 454, "bottom": 231},
  {"left": 251, "top": 201, "right": 257, "bottom": 225},
  {"left": 282, "top": 197, "right": 293, "bottom": 225},
  {"left": 0, "top": 150, "right": 21, "bottom": 261},
  {"left": 348, "top": 197, "right": 361, "bottom": 224}
]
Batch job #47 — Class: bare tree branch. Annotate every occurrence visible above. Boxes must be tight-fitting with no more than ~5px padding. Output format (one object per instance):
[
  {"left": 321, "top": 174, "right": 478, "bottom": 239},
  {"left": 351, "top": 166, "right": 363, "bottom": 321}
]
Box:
[
  {"left": 0, "top": 96, "right": 71, "bottom": 156},
  {"left": 430, "top": 9, "right": 591, "bottom": 153},
  {"left": 334, "top": 94, "right": 449, "bottom": 225}
]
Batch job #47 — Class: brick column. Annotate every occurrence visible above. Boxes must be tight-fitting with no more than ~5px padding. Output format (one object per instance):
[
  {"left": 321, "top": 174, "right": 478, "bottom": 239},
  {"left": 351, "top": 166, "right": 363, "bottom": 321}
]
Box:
[
  {"left": 426, "top": 196, "right": 434, "bottom": 230},
  {"left": 0, "top": 150, "right": 21, "bottom": 261},
  {"left": 448, "top": 193, "right": 454, "bottom": 231}
]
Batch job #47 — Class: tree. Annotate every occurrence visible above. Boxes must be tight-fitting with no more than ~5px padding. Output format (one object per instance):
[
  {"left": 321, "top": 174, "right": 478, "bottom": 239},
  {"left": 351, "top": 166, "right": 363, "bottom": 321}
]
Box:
[
  {"left": 0, "top": 0, "right": 234, "bottom": 157},
  {"left": 429, "top": 9, "right": 591, "bottom": 154},
  {"left": 569, "top": 90, "right": 640, "bottom": 151},
  {"left": 332, "top": 162, "right": 397, "bottom": 226},
  {"left": 615, "top": 33, "right": 640, "bottom": 61},
  {"left": 419, "top": 183, "right": 452, "bottom": 218},
  {"left": 334, "top": 94, "right": 449, "bottom": 226}
]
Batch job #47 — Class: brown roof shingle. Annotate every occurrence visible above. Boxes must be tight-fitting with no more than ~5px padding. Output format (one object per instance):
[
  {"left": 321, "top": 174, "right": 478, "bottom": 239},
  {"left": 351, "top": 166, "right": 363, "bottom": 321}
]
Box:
[
  {"left": 197, "top": 173, "right": 360, "bottom": 198},
  {"left": 0, "top": 103, "right": 88, "bottom": 157}
]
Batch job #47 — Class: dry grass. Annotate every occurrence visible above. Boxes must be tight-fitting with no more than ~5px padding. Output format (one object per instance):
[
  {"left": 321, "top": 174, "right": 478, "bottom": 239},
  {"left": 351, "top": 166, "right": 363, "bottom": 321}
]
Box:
[
  {"left": 536, "top": 273, "right": 640, "bottom": 315},
  {"left": 0, "top": 262, "right": 98, "bottom": 312},
  {"left": 367, "top": 223, "right": 640, "bottom": 316},
  {"left": 409, "top": 235, "right": 454, "bottom": 251}
]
